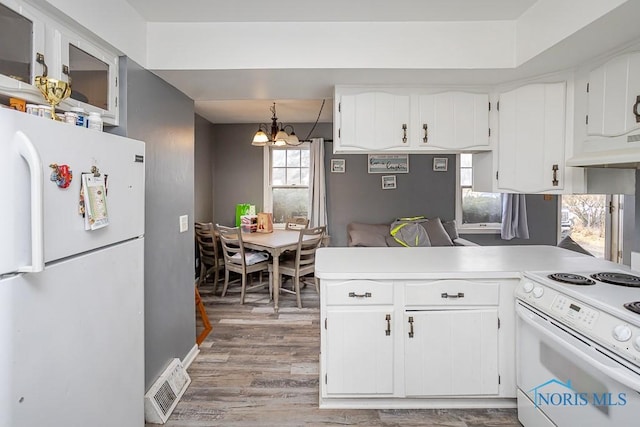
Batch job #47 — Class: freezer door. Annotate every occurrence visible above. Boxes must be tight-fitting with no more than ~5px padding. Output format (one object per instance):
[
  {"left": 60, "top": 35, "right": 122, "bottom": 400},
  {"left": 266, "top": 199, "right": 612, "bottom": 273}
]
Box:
[
  {"left": 0, "top": 108, "right": 144, "bottom": 273},
  {"left": 0, "top": 238, "right": 144, "bottom": 427}
]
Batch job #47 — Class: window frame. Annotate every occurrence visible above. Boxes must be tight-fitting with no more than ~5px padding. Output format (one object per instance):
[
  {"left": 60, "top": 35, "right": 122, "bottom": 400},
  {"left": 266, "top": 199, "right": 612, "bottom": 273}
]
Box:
[
  {"left": 456, "top": 153, "right": 502, "bottom": 234},
  {"left": 262, "top": 143, "right": 311, "bottom": 228}
]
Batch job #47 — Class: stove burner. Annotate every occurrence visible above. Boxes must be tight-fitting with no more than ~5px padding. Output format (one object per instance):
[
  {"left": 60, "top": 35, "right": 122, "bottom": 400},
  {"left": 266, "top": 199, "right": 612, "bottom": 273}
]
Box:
[
  {"left": 591, "top": 272, "right": 640, "bottom": 288},
  {"left": 547, "top": 273, "right": 596, "bottom": 285},
  {"left": 624, "top": 302, "right": 640, "bottom": 315}
]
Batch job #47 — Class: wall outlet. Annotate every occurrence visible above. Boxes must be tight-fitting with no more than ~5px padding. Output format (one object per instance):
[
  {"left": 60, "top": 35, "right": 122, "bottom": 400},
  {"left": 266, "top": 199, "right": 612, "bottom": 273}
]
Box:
[{"left": 179, "top": 215, "right": 189, "bottom": 233}]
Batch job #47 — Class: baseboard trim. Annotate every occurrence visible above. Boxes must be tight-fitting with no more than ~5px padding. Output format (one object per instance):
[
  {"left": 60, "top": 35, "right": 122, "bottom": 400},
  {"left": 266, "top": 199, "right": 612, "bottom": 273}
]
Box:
[{"left": 182, "top": 344, "right": 200, "bottom": 369}]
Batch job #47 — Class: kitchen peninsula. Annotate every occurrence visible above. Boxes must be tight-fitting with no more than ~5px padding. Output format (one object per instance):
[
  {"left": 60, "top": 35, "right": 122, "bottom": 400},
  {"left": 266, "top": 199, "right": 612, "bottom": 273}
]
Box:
[{"left": 315, "top": 245, "right": 625, "bottom": 409}]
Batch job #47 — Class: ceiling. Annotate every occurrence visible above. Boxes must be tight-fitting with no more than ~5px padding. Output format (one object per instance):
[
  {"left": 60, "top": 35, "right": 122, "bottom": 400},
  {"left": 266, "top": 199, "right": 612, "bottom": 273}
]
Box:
[
  {"left": 125, "top": 0, "right": 537, "bottom": 23},
  {"left": 120, "top": 0, "right": 639, "bottom": 125}
]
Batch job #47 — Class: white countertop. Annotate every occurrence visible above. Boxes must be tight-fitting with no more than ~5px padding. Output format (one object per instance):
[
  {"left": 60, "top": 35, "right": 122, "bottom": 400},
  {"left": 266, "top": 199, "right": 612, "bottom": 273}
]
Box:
[{"left": 315, "top": 245, "right": 626, "bottom": 280}]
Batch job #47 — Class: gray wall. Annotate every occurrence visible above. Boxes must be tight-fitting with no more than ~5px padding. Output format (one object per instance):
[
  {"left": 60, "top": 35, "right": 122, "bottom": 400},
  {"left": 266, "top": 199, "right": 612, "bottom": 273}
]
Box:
[
  {"left": 194, "top": 114, "right": 214, "bottom": 222},
  {"left": 212, "top": 123, "right": 333, "bottom": 226},
  {"left": 210, "top": 124, "right": 558, "bottom": 248},
  {"left": 115, "top": 57, "right": 196, "bottom": 389},
  {"left": 325, "top": 151, "right": 457, "bottom": 247}
]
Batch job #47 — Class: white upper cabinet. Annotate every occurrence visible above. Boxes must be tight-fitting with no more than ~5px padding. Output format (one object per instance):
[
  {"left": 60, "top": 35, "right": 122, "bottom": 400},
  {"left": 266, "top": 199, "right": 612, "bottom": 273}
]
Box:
[
  {"left": 334, "top": 86, "right": 490, "bottom": 153},
  {"left": 497, "top": 82, "right": 567, "bottom": 193},
  {"left": 337, "top": 90, "right": 411, "bottom": 152},
  {"left": 587, "top": 51, "right": 640, "bottom": 137},
  {"left": 0, "top": 0, "right": 119, "bottom": 125},
  {"left": 414, "top": 92, "right": 489, "bottom": 151}
]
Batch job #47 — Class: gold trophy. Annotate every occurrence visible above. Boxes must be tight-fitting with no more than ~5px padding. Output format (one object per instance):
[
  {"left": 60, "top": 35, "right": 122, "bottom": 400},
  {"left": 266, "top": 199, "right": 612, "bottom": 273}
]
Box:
[{"left": 35, "top": 76, "right": 72, "bottom": 120}]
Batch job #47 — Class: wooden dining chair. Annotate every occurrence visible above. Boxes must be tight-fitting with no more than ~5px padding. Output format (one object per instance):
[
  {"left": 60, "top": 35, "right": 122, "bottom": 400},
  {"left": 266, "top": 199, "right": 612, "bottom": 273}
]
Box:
[
  {"left": 216, "top": 224, "right": 271, "bottom": 304},
  {"left": 271, "top": 226, "right": 326, "bottom": 308},
  {"left": 285, "top": 216, "right": 310, "bottom": 230},
  {"left": 194, "top": 222, "right": 225, "bottom": 293}
]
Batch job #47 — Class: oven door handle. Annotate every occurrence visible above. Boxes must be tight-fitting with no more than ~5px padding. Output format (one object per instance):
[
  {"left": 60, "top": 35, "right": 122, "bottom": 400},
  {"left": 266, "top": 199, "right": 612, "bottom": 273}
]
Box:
[{"left": 517, "top": 303, "right": 640, "bottom": 392}]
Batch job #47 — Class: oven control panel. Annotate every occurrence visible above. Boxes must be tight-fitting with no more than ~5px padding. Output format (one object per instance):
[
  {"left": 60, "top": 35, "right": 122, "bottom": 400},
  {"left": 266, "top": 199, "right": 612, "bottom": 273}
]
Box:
[
  {"left": 517, "top": 279, "right": 640, "bottom": 365},
  {"left": 551, "top": 295, "right": 599, "bottom": 329}
]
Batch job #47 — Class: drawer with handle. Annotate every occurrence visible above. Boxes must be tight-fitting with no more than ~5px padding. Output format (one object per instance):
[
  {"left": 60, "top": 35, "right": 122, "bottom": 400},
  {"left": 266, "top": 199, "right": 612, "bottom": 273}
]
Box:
[
  {"left": 325, "top": 280, "right": 394, "bottom": 305},
  {"left": 405, "top": 280, "right": 499, "bottom": 306}
]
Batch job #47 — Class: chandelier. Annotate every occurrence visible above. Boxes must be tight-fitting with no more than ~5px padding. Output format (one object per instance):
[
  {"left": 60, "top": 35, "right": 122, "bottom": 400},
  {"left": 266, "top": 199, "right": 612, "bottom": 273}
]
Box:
[{"left": 251, "top": 102, "right": 301, "bottom": 147}]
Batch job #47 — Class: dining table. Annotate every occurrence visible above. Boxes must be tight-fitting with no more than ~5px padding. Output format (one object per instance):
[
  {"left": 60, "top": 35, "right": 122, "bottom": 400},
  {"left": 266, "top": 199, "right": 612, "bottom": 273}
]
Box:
[{"left": 241, "top": 229, "right": 308, "bottom": 313}]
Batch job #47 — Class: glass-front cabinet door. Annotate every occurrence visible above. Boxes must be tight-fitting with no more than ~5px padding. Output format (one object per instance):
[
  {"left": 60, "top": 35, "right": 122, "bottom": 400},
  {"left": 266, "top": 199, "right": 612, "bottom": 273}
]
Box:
[
  {"left": 0, "top": 1, "right": 45, "bottom": 91},
  {"left": 60, "top": 32, "right": 118, "bottom": 123}
]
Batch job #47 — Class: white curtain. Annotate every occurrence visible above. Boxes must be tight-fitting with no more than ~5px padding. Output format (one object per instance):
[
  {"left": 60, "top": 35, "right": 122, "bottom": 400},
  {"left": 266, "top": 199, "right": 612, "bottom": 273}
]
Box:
[
  {"left": 501, "top": 194, "right": 529, "bottom": 240},
  {"left": 308, "top": 138, "right": 328, "bottom": 231}
]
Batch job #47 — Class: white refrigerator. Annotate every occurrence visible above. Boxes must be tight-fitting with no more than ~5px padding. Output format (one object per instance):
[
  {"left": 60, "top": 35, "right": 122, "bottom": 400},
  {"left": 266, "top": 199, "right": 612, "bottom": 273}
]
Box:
[{"left": 0, "top": 108, "right": 145, "bottom": 426}]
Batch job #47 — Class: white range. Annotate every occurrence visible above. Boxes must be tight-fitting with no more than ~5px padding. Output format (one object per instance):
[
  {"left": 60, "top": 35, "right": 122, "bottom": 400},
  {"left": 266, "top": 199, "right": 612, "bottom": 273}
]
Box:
[{"left": 517, "top": 270, "right": 640, "bottom": 427}]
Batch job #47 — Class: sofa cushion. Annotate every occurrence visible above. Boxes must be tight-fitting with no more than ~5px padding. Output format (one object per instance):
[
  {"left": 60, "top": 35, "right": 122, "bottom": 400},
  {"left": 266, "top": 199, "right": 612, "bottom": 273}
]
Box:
[
  {"left": 442, "top": 220, "right": 459, "bottom": 241},
  {"left": 347, "top": 223, "right": 391, "bottom": 247},
  {"left": 422, "top": 217, "right": 454, "bottom": 246}
]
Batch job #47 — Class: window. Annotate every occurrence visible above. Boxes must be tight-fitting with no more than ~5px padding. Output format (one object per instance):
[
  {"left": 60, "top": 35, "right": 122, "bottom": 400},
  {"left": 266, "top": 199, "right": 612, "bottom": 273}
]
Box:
[
  {"left": 264, "top": 146, "right": 310, "bottom": 225},
  {"left": 561, "top": 194, "right": 624, "bottom": 261},
  {"left": 457, "top": 153, "right": 502, "bottom": 231}
]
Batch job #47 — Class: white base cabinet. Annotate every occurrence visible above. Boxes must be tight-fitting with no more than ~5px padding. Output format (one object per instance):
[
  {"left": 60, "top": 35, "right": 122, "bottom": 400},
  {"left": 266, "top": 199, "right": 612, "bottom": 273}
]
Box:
[
  {"left": 325, "top": 308, "right": 394, "bottom": 395},
  {"left": 320, "top": 278, "right": 516, "bottom": 408},
  {"left": 404, "top": 309, "right": 499, "bottom": 396},
  {"left": 323, "top": 279, "right": 395, "bottom": 395}
]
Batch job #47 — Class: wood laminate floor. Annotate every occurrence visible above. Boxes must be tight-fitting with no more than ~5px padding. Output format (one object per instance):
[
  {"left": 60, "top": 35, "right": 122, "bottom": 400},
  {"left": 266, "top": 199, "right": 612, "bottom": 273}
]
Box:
[{"left": 153, "top": 278, "right": 521, "bottom": 427}]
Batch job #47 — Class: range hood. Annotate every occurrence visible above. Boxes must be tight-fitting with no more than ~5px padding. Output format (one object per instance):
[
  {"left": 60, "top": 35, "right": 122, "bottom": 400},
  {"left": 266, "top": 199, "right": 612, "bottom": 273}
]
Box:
[{"left": 566, "top": 147, "right": 640, "bottom": 169}]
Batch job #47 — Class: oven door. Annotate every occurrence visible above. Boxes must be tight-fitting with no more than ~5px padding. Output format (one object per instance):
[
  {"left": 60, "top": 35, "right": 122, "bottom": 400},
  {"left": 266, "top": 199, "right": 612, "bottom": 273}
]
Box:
[{"left": 516, "top": 300, "right": 640, "bottom": 427}]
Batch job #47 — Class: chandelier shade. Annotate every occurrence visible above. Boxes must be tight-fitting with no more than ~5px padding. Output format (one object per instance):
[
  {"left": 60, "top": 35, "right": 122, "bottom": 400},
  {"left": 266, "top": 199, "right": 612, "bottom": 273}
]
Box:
[{"left": 251, "top": 102, "right": 304, "bottom": 147}]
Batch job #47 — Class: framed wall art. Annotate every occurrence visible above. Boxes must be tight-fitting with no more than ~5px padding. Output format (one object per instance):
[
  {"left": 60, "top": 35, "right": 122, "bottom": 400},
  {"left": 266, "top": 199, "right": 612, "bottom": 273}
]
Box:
[
  {"left": 433, "top": 157, "right": 448, "bottom": 172},
  {"left": 331, "top": 158, "right": 346, "bottom": 173},
  {"left": 381, "top": 175, "right": 397, "bottom": 190},
  {"left": 368, "top": 154, "right": 409, "bottom": 174}
]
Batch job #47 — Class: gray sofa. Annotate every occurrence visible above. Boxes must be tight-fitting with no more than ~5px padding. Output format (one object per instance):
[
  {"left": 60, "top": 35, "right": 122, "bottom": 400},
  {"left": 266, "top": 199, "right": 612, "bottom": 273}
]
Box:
[{"left": 347, "top": 218, "right": 478, "bottom": 247}]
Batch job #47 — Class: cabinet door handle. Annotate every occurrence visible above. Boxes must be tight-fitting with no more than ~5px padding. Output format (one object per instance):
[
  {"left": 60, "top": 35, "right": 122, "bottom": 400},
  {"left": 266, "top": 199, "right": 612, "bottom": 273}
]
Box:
[
  {"left": 402, "top": 124, "right": 407, "bottom": 143},
  {"left": 348, "top": 292, "right": 371, "bottom": 298},
  {"left": 441, "top": 292, "right": 464, "bottom": 299},
  {"left": 385, "top": 314, "right": 391, "bottom": 336},
  {"left": 552, "top": 164, "right": 559, "bottom": 186},
  {"left": 36, "top": 52, "right": 48, "bottom": 77},
  {"left": 634, "top": 95, "right": 640, "bottom": 123},
  {"left": 423, "top": 123, "right": 428, "bottom": 143},
  {"left": 408, "top": 316, "right": 414, "bottom": 338}
]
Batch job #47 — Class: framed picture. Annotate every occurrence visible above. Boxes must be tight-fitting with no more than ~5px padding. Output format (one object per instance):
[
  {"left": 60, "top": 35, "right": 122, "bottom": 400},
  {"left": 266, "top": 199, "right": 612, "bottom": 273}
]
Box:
[
  {"left": 331, "top": 158, "right": 346, "bottom": 173},
  {"left": 368, "top": 154, "right": 409, "bottom": 173},
  {"left": 381, "top": 175, "right": 397, "bottom": 190},
  {"left": 433, "top": 157, "right": 448, "bottom": 172}
]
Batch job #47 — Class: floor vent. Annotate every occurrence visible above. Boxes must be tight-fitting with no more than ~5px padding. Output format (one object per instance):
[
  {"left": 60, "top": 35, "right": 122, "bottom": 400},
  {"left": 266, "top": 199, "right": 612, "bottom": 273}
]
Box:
[{"left": 144, "top": 358, "right": 191, "bottom": 424}]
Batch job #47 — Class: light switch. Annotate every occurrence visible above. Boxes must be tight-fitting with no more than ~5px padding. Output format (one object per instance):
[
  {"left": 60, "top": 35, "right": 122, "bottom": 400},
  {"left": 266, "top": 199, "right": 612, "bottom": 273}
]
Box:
[{"left": 179, "top": 215, "right": 189, "bottom": 233}]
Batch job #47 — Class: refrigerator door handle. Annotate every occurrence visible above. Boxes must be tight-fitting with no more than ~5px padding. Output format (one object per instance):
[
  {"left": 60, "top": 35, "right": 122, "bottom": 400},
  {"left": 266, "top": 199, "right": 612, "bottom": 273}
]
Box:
[{"left": 16, "top": 131, "right": 45, "bottom": 273}]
